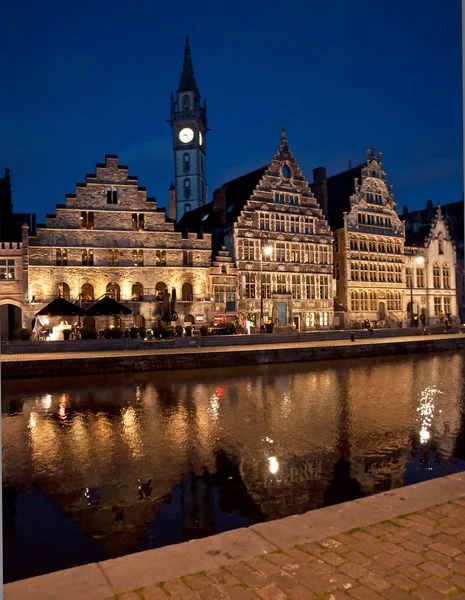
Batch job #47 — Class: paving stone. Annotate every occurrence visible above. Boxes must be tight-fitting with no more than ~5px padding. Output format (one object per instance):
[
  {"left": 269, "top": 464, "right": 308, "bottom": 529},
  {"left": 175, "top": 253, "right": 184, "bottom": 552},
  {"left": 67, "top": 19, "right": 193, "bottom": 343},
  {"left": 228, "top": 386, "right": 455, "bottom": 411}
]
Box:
[
  {"left": 343, "top": 552, "right": 372, "bottom": 566},
  {"left": 265, "top": 572, "right": 298, "bottom": 591},
  {"left": 119, "top": 593, "right": 142, "bottom": 600},
  {"left": 406, "top": 515, "right": 437, "bottom": 529},
  {"left": 428, "top": 542, "right": 462, "bottom": 557},
  {"left": 339, "top": 562, "right": 370, "bottom": 580},
  {"left": 391, "top": 519, "right": 416, "bottom": 529},
  {"left": 412, "top": 586, "right": 449, "bottom": 600},
  {"left": 246, "top": 558, "right": 281, "bottom": 576},
  {"left": 184, "top": 574, "right": 214, "bottom": 591},
  {"left": 225, "top": 586, "right": 259, "bottom": 600},
  {"left": 287, "top": 585, "right": 317, "bottom": 600},
  {"left": 358, "top": 573, "right": 391, "bottom": 593},
  {"left": 348, "top": 585, "right": 384, "bottom": 600},
  {"left": 199, "top": 586, "right": 231, "bottom": 600},
  {"left": 301, "top": 542, "right": 328, "bottom": 555},
  {"left": 447, "top": 560, "right": 465, "bottom": 575},
  {"left": 433, "top": 534, "right": 462, "bottom": 548},
  {"left": 381, "top": 588, "right": 415, "bottom": 600},
  {"left": 422, "top": 550, "right": 452, "bottom": 566},
  {"left": 373, "top": 553, "right": 404, "bottom": 568},
  {"left": 401, "top": 541, "right": 428, "bottom": 554},
  {"left": 365, "top": 560, "right": 395, "bottom": 577},
  {"left": 320, "top": 538, "right": 349, "bottom": 550},
  {"left": 226, "top": 564, "right": 268, "bottom": 588},
  {"left": 329, "top": 592, "right": 358, "bottom": 600},
  {"left": 164, "top": 579, "right": 200, "bottom": 598},
  {"left": 395, "top": 550, "right": 424, "bottom": 566},
  {"left": 451, "top": 573, "right": 465, "bottom": 590},
  {"left": 387, "top": 575, "right": 417, "bottom": 592},
  {"left": 320, "top": 551, "right": 347, "bottom": 566},
  {"left": 284, "top": 548, "right": 316, "bottom": 563},
  {"left": 435, "top": 525, "right": 460, "bottom": 536},
  {"left": 423, "top": 575, "right": 457, "bottom": 594},
  {"left": 298, "top": 571, "right": 336, "bottom": 593},
  {"left": 141, "top": 585, "right": 169, "bottom": 599},
  {"left": 362, "top": 525, "right": 390, "bottom": 538},
  {"left": 206, "top": 569, "right": 241, "bottom": 587},
  {"left": 327, "top": 573, "right": 358, "bottom": 590},
  {"left": 410, "top": 525, "right": 437, "bottom": 537},
  {"left": 308, "top": 560, "right": 338, "bottom": 576},
  {"left": 351, "top": 532, "right": 382, "bottom": 545},
  {"left": 376, "top": 542, "right": 401, "bottom": 555},
  {"left": 397, "top": 565, "right": 426, "bottom": 582},
  {"left": 418, "top": 561, "right": 454, "bottom": 578},
  {"left": 350, "top": 541, "right": 381, "bottom": 558},
  {"left": 264, "top": 553, "right": 295, "bottom": 568},
  {"left": 255, "top": 584, "right": 288, "bottom": 600}
]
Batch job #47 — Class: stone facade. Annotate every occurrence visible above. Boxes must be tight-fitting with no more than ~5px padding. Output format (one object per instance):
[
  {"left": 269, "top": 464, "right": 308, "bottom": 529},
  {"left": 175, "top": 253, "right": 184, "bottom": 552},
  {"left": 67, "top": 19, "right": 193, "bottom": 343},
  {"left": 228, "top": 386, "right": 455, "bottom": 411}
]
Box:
[
  {"left": 405, "top": 203, "right": 457, "bottom": 325},
  {"left": 331, "top": 148, "right": 407, "bottom": 328},
  {"left": 210, "top": 247, "right": 238, "bottom": 324},
  {"left": 226, "top": 129, "right": 334, "bottom": 331},
  {"left": 25, "top": 155, "right": 213, "bottom": 329}
]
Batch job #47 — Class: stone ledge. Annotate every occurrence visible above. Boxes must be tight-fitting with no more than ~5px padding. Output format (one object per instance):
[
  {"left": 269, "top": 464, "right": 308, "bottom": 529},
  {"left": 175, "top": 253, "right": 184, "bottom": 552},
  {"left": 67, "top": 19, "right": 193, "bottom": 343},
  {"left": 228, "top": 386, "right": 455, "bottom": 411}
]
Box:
[{"left": 5, "top": 473, "right": 465, "bottom": 600}]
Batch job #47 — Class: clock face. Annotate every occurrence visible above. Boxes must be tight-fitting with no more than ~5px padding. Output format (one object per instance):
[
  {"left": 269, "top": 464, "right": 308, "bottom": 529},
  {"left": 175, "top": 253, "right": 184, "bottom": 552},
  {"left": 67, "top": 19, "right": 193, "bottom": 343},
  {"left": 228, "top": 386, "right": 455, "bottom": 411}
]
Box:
[
  {"left": 179, "top": 128, "right": 194, "bottom": 144},
  {"left": 199, "top": 131, "right": 203, "bottom": 145}
]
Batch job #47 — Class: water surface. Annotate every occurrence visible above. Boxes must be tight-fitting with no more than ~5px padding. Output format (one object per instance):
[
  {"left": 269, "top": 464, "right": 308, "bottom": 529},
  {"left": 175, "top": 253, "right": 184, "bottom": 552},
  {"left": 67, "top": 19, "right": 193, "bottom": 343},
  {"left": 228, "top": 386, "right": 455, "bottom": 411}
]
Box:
[{"left": 3, "top": 351, "right": 465, "bottom": 582}]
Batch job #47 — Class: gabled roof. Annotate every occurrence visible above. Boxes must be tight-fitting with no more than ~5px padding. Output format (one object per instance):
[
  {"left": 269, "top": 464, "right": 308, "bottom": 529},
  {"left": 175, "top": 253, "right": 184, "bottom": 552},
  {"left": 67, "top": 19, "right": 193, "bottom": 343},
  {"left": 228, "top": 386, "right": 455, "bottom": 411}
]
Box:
[
  {"left": 320, "top": 164, "right": 364, "bottom": 229},
  {"left": 401, "top": 200, "right": 463, "bottom": 245}
]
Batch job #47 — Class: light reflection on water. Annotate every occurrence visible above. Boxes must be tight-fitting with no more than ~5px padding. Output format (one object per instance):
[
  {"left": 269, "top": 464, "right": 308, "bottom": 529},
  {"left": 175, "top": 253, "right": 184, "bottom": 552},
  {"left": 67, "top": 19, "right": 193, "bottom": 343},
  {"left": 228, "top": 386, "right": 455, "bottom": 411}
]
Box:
[{"left": 2, "top": 351, "right": 465, "bottom": 583}]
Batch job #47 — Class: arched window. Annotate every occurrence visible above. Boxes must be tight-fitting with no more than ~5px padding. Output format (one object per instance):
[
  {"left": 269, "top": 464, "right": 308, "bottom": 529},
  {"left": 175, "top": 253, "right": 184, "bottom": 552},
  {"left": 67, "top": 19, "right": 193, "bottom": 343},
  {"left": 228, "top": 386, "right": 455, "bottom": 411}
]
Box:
[
  {"left": 360, "top": 291, "right": 369, "bottom": 310},
  {"left": 134, "top": 314, "right": 145, "bottom": 328},
  {"left": 182, "top": 94, "right": 190, "bottom": 111},
  {"left": 132, "top": 282, "right": 143, "bottom": 301},
  {"left": 184, "top": 178, "right": 191, "bottom": 198},
  {"left": 58, "top": 282, "right": 70, "bottom": 300},
  {"left": 106, "top": 282, "right": 120, "bottom": 301},
  {"left": 182, "top": 282, "right": 193, "bottom": 302},
  {"left": 81, "top": 283, "right": 94, "bottom": 302},
  {"left": 132, "top": 250, "right": 144, "bottom": 266},
  {"left": 155, "top": 281, "right": 166, "bottom": 301},
  {"left": 443, "top": 264, "right": 451, "bottom": 289},
  {"left": 369, "top": 291, "right": 377, "bottom": 310},
  {"left": 351, "top": 291, "right": 359, "bottom": 311},
  {"left": 433, "top": 263, "right": 441, "bottom": 288},
  {"left": 183, "top": 153, "right": 190, "bottom": 172},
  {"left": 184, "top": 314, "right": 195, "bottom": 324}
]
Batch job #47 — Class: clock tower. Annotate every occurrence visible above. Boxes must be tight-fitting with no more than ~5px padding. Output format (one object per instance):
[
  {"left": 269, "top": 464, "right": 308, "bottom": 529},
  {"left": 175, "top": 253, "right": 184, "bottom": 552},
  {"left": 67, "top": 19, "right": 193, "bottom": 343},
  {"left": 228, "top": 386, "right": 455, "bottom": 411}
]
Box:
[{"left": 170, "top": 36, "right": 207, "bottom": 222}]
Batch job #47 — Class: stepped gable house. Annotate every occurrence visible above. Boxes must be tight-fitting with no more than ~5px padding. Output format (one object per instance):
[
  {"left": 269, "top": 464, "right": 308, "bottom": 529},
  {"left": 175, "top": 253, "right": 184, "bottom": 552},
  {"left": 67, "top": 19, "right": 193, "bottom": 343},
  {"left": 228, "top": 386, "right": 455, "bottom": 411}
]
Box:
[
  {"left": 26, "top": 155, "right": 213, "bottom": 328},
  {"left": 312, "top": 147, "right": 407, "bottom": 328},
  {"left": 179, "top": 128, "right": 334, "bottom": 330}
]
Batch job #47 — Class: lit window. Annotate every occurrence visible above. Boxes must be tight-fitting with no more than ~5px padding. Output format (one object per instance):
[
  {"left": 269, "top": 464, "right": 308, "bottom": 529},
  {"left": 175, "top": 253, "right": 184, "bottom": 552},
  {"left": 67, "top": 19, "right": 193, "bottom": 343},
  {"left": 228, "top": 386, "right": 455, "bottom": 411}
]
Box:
[
  {"left": 106, "top": 187, "right": 118, "bottom": 204},
  {"left": 0, "top": 259, "right": 15, "bottom": 280}
]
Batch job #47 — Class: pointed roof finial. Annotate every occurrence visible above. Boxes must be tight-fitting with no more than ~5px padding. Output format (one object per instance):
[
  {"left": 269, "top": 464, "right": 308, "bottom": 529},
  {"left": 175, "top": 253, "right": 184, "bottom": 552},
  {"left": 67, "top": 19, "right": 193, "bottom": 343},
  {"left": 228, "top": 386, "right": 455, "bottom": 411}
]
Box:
[
  {"left": 178, "top": 35, "right": 198, "bottom": 93},
  {"left": 371, "top": 144, "right": 376, "bottom": 156},
  {"left": 280, "top": 125, "right": 287, "bottom": 140}
]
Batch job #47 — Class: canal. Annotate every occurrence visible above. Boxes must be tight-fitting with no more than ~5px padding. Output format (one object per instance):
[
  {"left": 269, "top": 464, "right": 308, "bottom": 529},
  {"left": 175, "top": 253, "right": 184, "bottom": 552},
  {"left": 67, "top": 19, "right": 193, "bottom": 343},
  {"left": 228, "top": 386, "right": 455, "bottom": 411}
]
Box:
[{"left": 2, "top": 351, "right": 465, "bottom": 583}]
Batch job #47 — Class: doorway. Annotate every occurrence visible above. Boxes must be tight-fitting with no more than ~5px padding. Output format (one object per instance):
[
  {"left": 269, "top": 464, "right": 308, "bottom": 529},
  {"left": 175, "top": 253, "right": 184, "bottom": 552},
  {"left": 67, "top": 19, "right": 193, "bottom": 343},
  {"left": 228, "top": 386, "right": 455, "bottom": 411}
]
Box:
[
  {"left": 379, "top": 302, "right": 386, "bottom": 320},
  {"left": 0, "top": 303, "right": 22, "bottom": 341},
  {"left": 277, "top": 302, "right": 287, "bottom": 326}
]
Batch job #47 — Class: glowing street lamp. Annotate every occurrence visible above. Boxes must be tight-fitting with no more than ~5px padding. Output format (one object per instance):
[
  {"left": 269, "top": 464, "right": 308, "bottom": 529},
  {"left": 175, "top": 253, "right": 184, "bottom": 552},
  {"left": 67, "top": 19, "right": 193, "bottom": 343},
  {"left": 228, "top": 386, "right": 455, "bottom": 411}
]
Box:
[{"left": 260, "top": 242, "right": 272, "bottom": 332}]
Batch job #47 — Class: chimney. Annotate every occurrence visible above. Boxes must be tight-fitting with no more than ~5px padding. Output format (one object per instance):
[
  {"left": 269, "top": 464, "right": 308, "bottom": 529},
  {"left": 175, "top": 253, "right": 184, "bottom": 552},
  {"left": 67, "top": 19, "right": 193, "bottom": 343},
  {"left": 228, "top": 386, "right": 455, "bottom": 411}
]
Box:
[
  {"left": 168, "top": 183, "right": 176, "bottom": 221},
  {"left": 312, "top": 167, "right": 329, "bottom": 221},
  {"left": 212, "top": 187, "right": 226, "bottom": 215},
  {"left": 403, "top": 204, "right": 409, "bottom": 217}
]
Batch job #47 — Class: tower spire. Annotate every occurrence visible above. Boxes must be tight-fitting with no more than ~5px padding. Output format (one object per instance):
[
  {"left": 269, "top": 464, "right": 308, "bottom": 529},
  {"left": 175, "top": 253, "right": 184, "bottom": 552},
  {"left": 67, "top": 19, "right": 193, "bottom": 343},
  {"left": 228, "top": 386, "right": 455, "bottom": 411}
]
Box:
[{"left": 178, "top": 35, "right": 198, "bottom": 93}]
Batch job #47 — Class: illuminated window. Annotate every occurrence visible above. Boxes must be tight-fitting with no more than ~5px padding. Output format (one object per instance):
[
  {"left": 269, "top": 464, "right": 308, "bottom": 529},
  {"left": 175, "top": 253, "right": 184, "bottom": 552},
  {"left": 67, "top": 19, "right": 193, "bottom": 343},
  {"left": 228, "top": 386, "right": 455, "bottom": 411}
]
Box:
[
  {"left": 305, "top": 275, "right": 316, "bottom": 299},
  {"left": 275, "top": 214, "right": 285, "bottom": 232},
  {"left": 434, "top": 296, "right": 442, "bottom": 316},
  {"left": 262, "top": 273, "right": 272, "bottom": 299},
  {"left": 360, "top": 263, "right": 369, "bottom": 281},
  {"left": 244, "top": 273, "right": 256, "bottom": 299},
  {"left": 106, "top": 187, "right": 118, "bottom": 204},
  {"left": 183, "top": 251, "right": 193, "bottom": 266},
  {"left": 276, "top": 273, "right": 287, "bottom": 294},
  {"left": 319, "top": 275, "right": 330, "bottom": 300},
  {"left": 259, "top": 213, "right": 270, "bottom": 230},
  {"left": 106, "top": 282, "right": 120, "bottom": 301},
  {"left": 291, "top": 275, "right": 301, "bottom": 299},
  {"left": 319, "top": 246, "right": 328, "bottom": 264},
  {"left": 276, "top": 243, "right": 286, "bottom": 262},
  {"left": 131, "top": 213, "right": 145, "bottom": 231},
  {"left": 80, "top": 211, "right": 94, "bottom": 229},
  {"left": 351, "top": 291, "right": 359, "bottom": 311},
  {"left": 379, "top": 263, "right": 386, "bottom": 282},
  {"left": 444, "top": 297, "right": 451, "bottom": 315},
  {"left": 0, "top": 259, "right": 15, "bottom": 280},
  {"left": 82, "top": 249, "right": 94, "bottom": 266},
  {"left": 351, "top": 262, "right": 359, "bottom": 281},
  {"left": 132, "top": 250, "right": 144, "bottom": 266},
  {"left": 433, "top": 263, "right": 441, "bottom": 288},
  {"left": 369, "top": 291, "right": 377, "bottom": 310},
  {"left": 56, "top": 248, "right": 68, "bottom": 266},
  {"left": 242, "top": 239, "right": 256, "bottom": 260},
  {"left": 290, "top": 244, "right": 300, "bottom": 262},
  {"left": 443, "top": 264, "right": 451, "bottom": 289},
  {"left": 108, "top": 249, "right": 119, "bottom": 266},
  {"left": 58, "top": 282, "right": 70, "bottom": 300},
  {"left": 360, "top": 291, "right": 369, "bottom": 311},
  {"left": 416, "top": 268, "right": 425, "bottom": 288},
  {"left": 132, "top": 282, "right": 144, "bottom": 301},
  {"left": 369, "top": 263, "right": 377, "bottom": 281},
  {"left": 81, "top": 283, "right": 94, "bottom": 302},
  {"left": 156, "top": 250, "right": 166, "bottom": 266}
]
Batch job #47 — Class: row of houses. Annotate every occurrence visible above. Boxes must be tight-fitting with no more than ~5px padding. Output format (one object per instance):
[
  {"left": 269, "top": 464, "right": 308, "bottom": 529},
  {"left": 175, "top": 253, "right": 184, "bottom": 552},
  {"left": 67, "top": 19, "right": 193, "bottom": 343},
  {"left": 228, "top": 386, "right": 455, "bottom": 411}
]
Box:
[{"left": 0, "top": 131, "right": 462, "bottom": 340}]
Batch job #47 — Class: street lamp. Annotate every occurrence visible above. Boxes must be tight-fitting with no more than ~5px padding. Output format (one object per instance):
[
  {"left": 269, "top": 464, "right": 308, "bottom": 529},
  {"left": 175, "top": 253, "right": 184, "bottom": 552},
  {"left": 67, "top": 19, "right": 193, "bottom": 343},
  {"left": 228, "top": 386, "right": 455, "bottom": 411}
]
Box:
[
  {"left": 409, "top": 254, "right": 425, "bottom": 327},
  {"left": 260, "top": 242, "right": 272, "bottom": 332}
]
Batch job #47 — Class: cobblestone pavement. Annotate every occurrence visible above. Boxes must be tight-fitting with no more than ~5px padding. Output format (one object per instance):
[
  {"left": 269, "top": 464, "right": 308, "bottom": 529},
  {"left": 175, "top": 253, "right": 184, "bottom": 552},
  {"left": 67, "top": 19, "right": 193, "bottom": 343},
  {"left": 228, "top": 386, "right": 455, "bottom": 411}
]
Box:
[{"left": 112, "top": 498, "right": 465, "bottom": 600}]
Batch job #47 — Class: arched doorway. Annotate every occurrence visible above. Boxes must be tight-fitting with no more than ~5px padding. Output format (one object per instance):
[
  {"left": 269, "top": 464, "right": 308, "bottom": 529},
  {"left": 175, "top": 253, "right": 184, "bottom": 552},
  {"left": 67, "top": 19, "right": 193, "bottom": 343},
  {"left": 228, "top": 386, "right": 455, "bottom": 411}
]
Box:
[
  {"left": 182, "top": 282, "right": 193, "bottom": 301},
  {"left": 106, "top": 282, "right": 120, "bottom": 301},
  {"left": 0, "top": 301, "right": 22, "bottom": 341},
  {"left": 379, "top": 302, "right": 386, "bottom": 320},
  {"left": 132, "top": 282, "right": 143, "bottom": 301},
  {"left": 184, "top": 313, "right": 195, "bottom": 324},
  {"left": 155, "top": 281, "right": 166, "bottom": 301},
  {"left": 134, "top": 314, "right": 145, "bottom": 328}
]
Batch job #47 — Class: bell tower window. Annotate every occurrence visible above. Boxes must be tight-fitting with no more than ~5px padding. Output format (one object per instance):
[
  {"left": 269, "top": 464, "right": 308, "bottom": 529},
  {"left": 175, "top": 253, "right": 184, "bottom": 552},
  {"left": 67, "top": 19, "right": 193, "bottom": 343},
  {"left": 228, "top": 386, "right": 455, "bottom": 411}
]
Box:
[
  {"left": 182, "top": 94, "right": 190, "bottom": 111},
  {"left": 183, "top": 153, "right": 190, "bottom": 172},
  {"left": 184, "top": 178, "right": 191, "bottom": 198}
]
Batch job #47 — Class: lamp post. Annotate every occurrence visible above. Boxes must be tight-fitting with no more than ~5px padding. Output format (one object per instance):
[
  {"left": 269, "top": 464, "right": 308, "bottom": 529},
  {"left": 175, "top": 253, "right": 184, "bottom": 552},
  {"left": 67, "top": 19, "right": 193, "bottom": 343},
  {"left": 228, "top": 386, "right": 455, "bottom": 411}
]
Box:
[
  {"left": 409, "top": 254, "right": 424, "bottom": 327},
  {"left": 260, "top": 242, "right": 272, "bottom": 332}
]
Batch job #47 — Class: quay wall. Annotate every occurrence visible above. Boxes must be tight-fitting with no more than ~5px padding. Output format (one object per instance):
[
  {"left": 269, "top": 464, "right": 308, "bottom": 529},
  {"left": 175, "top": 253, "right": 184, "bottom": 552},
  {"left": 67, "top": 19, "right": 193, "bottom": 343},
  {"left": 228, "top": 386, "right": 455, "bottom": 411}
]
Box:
[{"left": 2, "top": 335, "right": 465, "bottom": 380}]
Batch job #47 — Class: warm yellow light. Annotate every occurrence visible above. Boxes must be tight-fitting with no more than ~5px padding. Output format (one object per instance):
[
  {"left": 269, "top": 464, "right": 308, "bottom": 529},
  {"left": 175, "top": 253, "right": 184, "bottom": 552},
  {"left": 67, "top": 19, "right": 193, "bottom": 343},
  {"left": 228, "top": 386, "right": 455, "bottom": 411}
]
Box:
[
  {"left": 415, "top": 256, "right": 425, "bottom": 265},
  {"left": 268, "top": 456, "right": 279, "bottom": 474},
  {"left": 263, "top": 246, "right": 272, "bottom": 256}
]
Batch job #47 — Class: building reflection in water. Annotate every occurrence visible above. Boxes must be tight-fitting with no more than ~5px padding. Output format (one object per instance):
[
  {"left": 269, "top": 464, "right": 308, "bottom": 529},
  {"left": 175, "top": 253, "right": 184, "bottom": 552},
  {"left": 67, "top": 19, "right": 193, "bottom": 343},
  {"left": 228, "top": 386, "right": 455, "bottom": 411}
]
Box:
[{"left": 2, "top": 353, "right": 465, "bottom": 582}]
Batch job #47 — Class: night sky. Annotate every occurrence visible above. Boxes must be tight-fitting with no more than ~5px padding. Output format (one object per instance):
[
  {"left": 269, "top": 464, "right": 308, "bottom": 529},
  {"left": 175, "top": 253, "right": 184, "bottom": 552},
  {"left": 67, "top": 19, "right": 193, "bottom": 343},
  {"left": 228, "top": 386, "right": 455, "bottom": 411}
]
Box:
[{"left": 1, "top": 0, "right": 462, "bottom": 224}]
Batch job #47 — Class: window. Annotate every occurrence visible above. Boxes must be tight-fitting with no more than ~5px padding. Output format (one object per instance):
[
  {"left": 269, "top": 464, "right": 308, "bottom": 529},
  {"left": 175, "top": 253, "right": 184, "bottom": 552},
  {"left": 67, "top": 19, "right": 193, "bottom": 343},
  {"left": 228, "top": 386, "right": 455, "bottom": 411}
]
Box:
[
  {"left": 351, "top": 262, "right": 359, "bottom": 281},
  {"left": 290, "top": 244, "right": 300, "bottom": 262},
  {"left": 106, "top": 282, "right": 120, "bottom": 301},
  {"left": 369, "top": 239, "right": 377, "bottom": 252},
  {"left": 276, "top": 273, "right": 287, "bottom": 294},
  {"left": 306, "top": 275, "right": 316, "bottom": 299},
  {"left": 242, "top": 239, "right": 256, "bottom": 260},
  {"left": 444, "top": 297, "right": 451, "bottom": 315},
  {"left": 360, "top": 263, "right": 369, "bottom": 281},
  {"left": 406, "top": 267, "right": 412, "bottom": 288},
  {"left": 131, "top": 213, "right": 145, "bottom": 231},
  {"left": 291, "top": 275, "right": 301, "bottom": 299},
  {"left": 416, "top": 268, "right": 425, "bottom": 288},
  {"left": 304, "top": 218, "right": 314, "bottom": 234},
  {"left": 262, "top": 273, "right": 272, "bottom": 299},
  {"left": 184, "top": 178, "right": 191, "bottom": 198},
  {"left": 276, "top": 243, "right": 286, "bottom": 262},
  {"left": 108, "top": 249, "right": 119, "bottom": 266},
  {"left": 319, "top": 276, "right": 330, "bottom": 300},
  {"left": 396, "top": 266, "right": 403, "bottom": 283},
  {"left": 132, "top": 250, "right": 144, "bottom": 266},
  {"left": 56, "top": 248, "right": 68, "bottom": 266},
  {"left": 82, "top": 249, "right": 94, "bottom": 266},
  {"left": 132, "top": 282, "right": 144, "bottom": 301},
  {"left": 183, "top": 153, "right": 190, "bottom": 172},
  {"left": 245, "top": 273, "right": 256, "bottom": 298},
  {"left": 434, "top": 296, "right": 442, "bottom": 316},
  {"left": 433, "top": 263, "right": 441, "bottom": 288},
  {"left": 379, "top": 263, "right": 386, "bottom": 282},
  {"left": 360, "top": 291, "right": 369, "bottom": 311},
  {"left": 81, "top": 283, "right": 94, "bottom": 302},
  {"left": 58, "top": 282, "right": 70, "bottom": 300},
  {"left": 438, "top": 233, "right": 444, "bottom": 255},
  {"left": 183, "top": 251, "right": 193, "bottom": 266},
  {"left": 0, "top": 259, "right": 15, "bottom": 279},
  {"left": 182, "top": 94, "right": 190, "bottom": 110},
  {"left": 350, "top": 238, "right": 358, "bottom": 251},
  {"left": 80, "top": 211, "right": 94, "bottom": 229},
  {"left": 369, "top": 263, "right": 377, "bottom": 281},
  {"left": 369, "top": 291, "right": 377, "bottom": 310},
  {"left": 156, "top": 250, "right": 166, "bottom": 266},
  {"left": 320, "top": 312, "right": 329, "bottom": 327},
  {"left": 213, "top": 285, "right": 236, "bottom": 303},
  {"left": 106, "top": 187, "right": 118, "bottom": 204},
  {"left": 275, "top": 214, "right": 285, "bottom": 232},
  {"left": 289, "top": 216, "right": 299, "bottom": 233},
  {"left": 335, "top": 263, "right": 340, "bottom": 280},
  {"left": 259, "top": 213, "right": 270, "bottom": 230},
  {"left": 351, "top": 291, "right": 359, "bottom": 311},
  {"left": 319, "top": 246, "right": 328, "bottom": 264},
  {"left": 334, "top": 237, "right": 339, "bottom": 253},
  {"left": 443, "top": 264, "right": 451, "bottom": 289},
  {"left": 308, "top": 245, "right": 315, "bottom": 263}
]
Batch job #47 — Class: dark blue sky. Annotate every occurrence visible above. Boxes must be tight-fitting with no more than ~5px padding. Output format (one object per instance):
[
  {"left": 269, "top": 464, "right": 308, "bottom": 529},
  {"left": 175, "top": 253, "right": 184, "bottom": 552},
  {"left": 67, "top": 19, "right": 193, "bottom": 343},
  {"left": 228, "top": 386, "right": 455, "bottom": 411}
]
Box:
[{"left": 1, "top": 0, "right": 462, "bottom": 223}]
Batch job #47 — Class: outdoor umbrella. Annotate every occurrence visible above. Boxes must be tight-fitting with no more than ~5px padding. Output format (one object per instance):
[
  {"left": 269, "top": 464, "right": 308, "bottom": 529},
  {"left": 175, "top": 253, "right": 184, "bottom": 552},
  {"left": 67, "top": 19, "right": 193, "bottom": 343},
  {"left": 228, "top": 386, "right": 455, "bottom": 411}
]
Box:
[
  {"left": 85, "top": 296, "right": 132, "bottom": 316},
  {"left": 171, "top": 287, "right": 178, "bottom": 322},
  {"left": 35, "top": 297, "right": 86, "bottom": 317}
]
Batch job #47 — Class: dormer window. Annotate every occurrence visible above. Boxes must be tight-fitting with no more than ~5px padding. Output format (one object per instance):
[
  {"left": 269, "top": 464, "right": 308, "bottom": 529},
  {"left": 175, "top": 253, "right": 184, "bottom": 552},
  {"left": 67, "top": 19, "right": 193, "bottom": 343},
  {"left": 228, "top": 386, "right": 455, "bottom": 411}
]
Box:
[{"left": 106, "top": 187, "right": 118, "bottom": 204}]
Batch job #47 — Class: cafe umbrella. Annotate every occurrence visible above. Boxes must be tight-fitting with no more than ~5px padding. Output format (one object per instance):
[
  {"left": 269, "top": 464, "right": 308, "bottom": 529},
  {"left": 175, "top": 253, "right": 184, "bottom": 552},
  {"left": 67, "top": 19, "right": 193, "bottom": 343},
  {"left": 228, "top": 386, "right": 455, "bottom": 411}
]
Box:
[
  {"left": 35, "top": 297, "right": 86, "bottom": 317},
  {"left": 85, "top": 296, "right": 132, "bottom": 316}
]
